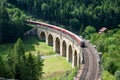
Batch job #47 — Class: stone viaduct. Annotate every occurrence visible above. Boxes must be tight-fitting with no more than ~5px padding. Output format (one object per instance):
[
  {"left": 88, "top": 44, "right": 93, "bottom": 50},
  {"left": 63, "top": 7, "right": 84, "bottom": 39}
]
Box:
[
  {"left": 25, "top": 21, "right": 83, "bottom": 68},
  {"left": 25, "top": 20, "right": 101, "bottom": 80}
]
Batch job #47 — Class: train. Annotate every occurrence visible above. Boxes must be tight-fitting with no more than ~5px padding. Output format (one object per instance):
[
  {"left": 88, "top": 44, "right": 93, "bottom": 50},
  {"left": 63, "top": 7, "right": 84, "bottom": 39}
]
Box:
[{"left": 27, "top": 20, "right": 85, "bottom": 47}]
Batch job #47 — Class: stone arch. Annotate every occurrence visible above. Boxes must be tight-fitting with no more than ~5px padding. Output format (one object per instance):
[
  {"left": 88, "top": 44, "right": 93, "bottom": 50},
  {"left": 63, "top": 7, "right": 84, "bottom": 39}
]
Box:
[
  {"left": 74, "top": 50, "right": 77, "bottom": 66},
  {"left": 62, "top": 40, "right": 66, "bottom": 57},
  {"left": 48, "top": 34, "right": 53, "bottom": 46},
  {"left": 55, "top": 37, "right": 60, "bottom": 54},
  {"left": 68, "top": 45, "right": 72, "bottom": 62},
  {"left": 40, "top": 31, "right": 46, "bottom": 41}
]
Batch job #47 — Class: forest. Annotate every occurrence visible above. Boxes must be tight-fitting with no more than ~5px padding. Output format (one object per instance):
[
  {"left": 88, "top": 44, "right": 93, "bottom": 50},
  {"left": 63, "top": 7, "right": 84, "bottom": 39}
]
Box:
[
  {"left": 0, "top": 0, "right": 120, "bottom": 80},
  {"left": 7, "top": 0, "right": 120, "bottom": 32}
]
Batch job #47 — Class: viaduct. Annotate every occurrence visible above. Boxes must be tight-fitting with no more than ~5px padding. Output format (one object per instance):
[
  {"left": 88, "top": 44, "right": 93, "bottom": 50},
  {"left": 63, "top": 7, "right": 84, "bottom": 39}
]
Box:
[
  {"left": 25, "top": 20, "right": 101, "bottom": 80},
  {"left": 26, "top": 20, "right": 83, "bottom": 68}
]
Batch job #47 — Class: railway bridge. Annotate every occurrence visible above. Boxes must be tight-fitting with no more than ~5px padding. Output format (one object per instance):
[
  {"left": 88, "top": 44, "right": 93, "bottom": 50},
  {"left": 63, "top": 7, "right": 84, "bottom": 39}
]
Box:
[
  {"left": 25, "top": 20, "right": 101, "bottom": 80},
  {"left": 26, "top": 20, "right": 83, "bottom": 68}
]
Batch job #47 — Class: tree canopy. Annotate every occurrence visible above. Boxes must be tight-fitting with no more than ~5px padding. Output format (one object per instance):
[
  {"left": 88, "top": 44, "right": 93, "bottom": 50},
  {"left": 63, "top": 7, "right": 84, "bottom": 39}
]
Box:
[
  {"left": 90, "top": 28, "right": 120, "bottom": 79},
  {"left": 7, "top": 0, "right": 120, "bottom": 32},
  {"left": 0, "top": 38, "right": 44, "bottom": 79}
]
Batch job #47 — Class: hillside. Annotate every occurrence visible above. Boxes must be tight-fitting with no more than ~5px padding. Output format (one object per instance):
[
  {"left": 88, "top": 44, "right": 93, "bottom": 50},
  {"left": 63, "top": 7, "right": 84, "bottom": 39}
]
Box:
[{"left": 0, "top": 0, "right": 120, "bottom": 80}]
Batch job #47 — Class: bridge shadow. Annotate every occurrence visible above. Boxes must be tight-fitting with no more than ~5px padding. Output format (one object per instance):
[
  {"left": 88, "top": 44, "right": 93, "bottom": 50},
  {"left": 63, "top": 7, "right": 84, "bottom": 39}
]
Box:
[{"left": 23, "top": 36, "right": 40, "bottom": 52}]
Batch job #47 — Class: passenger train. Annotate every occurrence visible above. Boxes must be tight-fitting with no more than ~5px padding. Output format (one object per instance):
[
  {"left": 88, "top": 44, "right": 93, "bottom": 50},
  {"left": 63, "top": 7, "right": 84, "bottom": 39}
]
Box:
[{"left": 27, "top": 20, "right": 85, "bottom": 47}]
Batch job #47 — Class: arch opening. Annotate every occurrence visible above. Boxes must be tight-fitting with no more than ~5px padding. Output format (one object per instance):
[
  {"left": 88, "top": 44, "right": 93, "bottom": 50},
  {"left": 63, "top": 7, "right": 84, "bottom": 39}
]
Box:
[
  {"left": 68, "top": 45, "right": 72, "bottom": 62},
  {"left": 74, "top": 50, "right": 77, "bottom": 66},
  {"left": 62, "top": 41, "right": 66, "bottom": 57},
  {"left": 48, "top": 34, "right": 53, "bottom": 46},
  {"left": 55, "top": 37, "right": 60, "bottom": 54},
  {"left": 40, "top": 31, "right": 46, "bottom": 41}
]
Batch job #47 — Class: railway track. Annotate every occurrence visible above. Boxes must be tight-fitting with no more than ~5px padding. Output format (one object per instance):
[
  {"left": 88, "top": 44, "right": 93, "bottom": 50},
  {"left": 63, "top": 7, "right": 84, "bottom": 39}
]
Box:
[
  {"left": 88, "top": 43, "right": 99, "bottom": 80},
  {"left": 80, "top": 48, "right": 89, "bottom": 80},
  {"left": 75, "top": 41, "right": 100, "bottom": 80}
]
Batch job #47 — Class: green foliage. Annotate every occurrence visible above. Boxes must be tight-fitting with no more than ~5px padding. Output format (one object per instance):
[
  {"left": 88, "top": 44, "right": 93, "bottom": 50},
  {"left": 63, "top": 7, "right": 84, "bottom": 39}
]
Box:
[
  {"left": 14, "top": 38, "right": 25, "bottom": 59},
  {"left": 83, "top": 26, "right": 96, "bottom": 39},
  {"left": 36, "top": 53, "right": 44, "bottom": 79},
  {"left": 90, "top": 33, "right": 99, "bottom": 44},
  {"left": 0, "top": 38, "right": 44, "bottom": 79},
  {"left": 6, "top": 0, "right": 120, "bottom": 32},
  {"left": 0, "top": 55, "right": 8, "bottom": 77},
  {"left": 6, "top": 49, "right": 16, "bottom": 78},
  {"left": 59, "top": 67, "right": 78, "bottom": 80},
  {"left": 69, "top": 18, "right": 80, "bottom": 31},
  {"left": 115, "top": 70, "right": 120, "bottom": 80},
  {"left": 13, "top": 38, "right": 25, "bottom": 79},
  {"left": 14, "top": 39, "right": 44, "bottom": 80},
  {"left": 0, "top": 1, "right": 30, "bottom": 43},
  {"left": 102, "top": 70, "right": 115, "bottom": 80},
  {"left": 41, "top": 3, "right": 49, "bottom": 19},
  {"left": 0, "top": 48, "right": 16, "bottom": 78},
  {"left": 19, "top": 52, "right": 44, "bottom": 80},
  {"left": 90, "top": 29, "right": 120, "bottom": 78},
  {"left": 67, "top": 67, "right": 78, "bottom": 80},
  {"left": 20, "top": 53, "right": 37, "bottom": 80},
  {"left": 0, "top": 2, "right": 10, "bottom": 42},
  {"left": 105, "top": 60, "right": 118, "bottom": 74}
]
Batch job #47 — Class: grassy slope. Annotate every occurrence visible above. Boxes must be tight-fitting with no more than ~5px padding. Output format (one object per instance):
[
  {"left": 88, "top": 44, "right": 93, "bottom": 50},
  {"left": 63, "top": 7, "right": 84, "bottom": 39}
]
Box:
[
  {"left": 43, "top": 56, "right": 72, "bottom": 79},
  {"left": 23, "top": 37, "right": 56, "bottom": 56}
]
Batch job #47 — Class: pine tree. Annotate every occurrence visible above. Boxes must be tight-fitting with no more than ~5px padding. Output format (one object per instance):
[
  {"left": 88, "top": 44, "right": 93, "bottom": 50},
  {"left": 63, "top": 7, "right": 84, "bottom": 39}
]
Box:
[
  {"left": 14, "top": 38, "right": 25, "bottom": 59},
  {"left": 35, "top": 52, "right": 44, "bottom": 79},
  {"left": 0, "top": 54, "right": 6, "bottom": 77},
  {"left": 26, "top": 53, "right": 36, "bottom": 80},
  {"left": 0, "top": 54, "right": 12, "bottom": 78},
  {"left": 14, "top": 38, "right": 25, "bottom": 79},
  {"left": 19, "top": 52, "right": 44, "bottom": 80},
  {"left": 19, "top": 55, "right": 27, "bottom": 80},
  {"left": 6, "top": 48, "right": 16, "bottom": 78}
]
